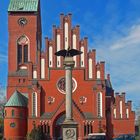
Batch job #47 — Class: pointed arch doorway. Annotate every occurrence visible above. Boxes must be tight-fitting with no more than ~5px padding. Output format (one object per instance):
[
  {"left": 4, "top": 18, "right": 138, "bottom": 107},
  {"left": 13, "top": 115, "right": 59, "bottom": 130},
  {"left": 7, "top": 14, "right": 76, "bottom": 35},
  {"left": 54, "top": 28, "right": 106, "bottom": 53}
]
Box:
[{"left": 53, "top": 113, "right": 65, "bottom": 140}]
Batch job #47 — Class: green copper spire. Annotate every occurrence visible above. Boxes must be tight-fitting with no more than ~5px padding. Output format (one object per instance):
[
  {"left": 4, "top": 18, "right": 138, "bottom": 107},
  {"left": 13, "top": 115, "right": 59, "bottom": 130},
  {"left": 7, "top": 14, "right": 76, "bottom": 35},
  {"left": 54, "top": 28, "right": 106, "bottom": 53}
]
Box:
[
  {"left": 5, "top": 90, "right": 28, "bottom": 107},
  {"left": 8, "top": 0, "right": 39, "bottom": 12}
]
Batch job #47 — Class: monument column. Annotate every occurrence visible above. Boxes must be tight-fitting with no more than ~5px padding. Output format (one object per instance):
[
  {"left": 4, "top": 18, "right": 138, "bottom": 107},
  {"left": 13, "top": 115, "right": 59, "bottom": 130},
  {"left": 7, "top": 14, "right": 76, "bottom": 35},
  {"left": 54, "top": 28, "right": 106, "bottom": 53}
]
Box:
[
  {"left": 55, "top": 47, "right": 82, "bottom": 140},
  {"left": 64, "top": 57, "right": 74, "bottom": 121}
]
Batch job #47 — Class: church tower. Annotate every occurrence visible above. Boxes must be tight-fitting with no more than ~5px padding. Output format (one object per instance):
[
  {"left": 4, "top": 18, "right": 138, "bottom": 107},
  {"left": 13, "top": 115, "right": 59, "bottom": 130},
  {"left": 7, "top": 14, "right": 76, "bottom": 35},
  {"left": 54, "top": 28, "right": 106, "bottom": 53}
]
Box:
[
  {"left": 4, "top": 0, "right": 42, "bottom": 139},
  {"left": 7, "top": 0, "right": 41, "bottom": 98}
]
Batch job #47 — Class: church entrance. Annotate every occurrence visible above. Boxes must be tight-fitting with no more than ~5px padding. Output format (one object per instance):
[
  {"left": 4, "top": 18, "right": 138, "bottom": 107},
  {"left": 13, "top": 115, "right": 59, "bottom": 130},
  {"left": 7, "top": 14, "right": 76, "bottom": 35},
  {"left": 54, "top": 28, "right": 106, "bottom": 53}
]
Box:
[{"left": 53, "top": 113, "right": 65, "bottom": 140}]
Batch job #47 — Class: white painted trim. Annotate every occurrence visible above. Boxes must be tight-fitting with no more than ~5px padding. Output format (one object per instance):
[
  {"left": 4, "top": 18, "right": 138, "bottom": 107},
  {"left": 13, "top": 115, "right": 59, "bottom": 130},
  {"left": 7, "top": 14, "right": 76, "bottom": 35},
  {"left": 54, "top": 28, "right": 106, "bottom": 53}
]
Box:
[
  {"left": 41, "top": 58, "right": 45, "bottom": 79},
  {"left": 97, "top": 70, "right": 101, "bottom": 79},
  {"left": 65, "top": 22, "right": 69, "bottom": 50},
  {"left": 81, "top": 46, "right": 85, "bottom": 67},
  {"left": 114, "top": 108, "right": 116, "bottom": 118},
  {"left": 33, "top": 70, "right": 37, "bottom": 79},
  {"left": 88, "top": 58, "right": 93, "bottom": 78},
  {"left": 126, "top": 108, "right": 129, "bottom": 118},
  {"left": 73, "top": 34, "right": 77, "bottom": 67},
  {"left": 49, "top": 46, "right": 53, "bottom": 67},
  {"left": 57, "top": 34, "right": 61, "bottom": 67},
  {"left": 20, "top": 66, "right": 27, "bottom": 69},
  {"left": 120, "top": 101, "right": 123, "bottom": 118}
]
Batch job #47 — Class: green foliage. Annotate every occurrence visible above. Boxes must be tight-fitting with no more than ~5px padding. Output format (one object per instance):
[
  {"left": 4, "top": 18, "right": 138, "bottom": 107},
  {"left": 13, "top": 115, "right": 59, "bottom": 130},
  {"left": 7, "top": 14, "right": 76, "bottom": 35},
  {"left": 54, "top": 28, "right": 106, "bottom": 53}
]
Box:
[
  {"left": 0, "top": 118, "right": 3, "bottom": 134},
  {"left": 135, "top": 136, "right": 139, "bottom": 140},
  {"left": 27, "top": 125, "right": 44, "bottom": 140}
]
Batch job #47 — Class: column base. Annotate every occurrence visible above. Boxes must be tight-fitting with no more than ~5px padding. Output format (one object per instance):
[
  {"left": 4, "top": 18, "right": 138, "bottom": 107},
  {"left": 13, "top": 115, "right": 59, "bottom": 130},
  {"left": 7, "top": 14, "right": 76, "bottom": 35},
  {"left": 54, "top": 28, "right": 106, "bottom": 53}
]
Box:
[{"left": 61, "top": 120, "right": 78, "bottom": 140}]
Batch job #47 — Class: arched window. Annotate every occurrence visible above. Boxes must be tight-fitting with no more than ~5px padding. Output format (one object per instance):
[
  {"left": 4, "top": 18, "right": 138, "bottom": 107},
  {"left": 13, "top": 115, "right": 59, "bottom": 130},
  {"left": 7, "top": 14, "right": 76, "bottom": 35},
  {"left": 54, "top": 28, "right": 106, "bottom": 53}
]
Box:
[
  {"left": 88, "top": 58, "right": 93, "bottom": 78},
  {"left": 17, "top": 35, "right": 29, "bottom": 64},
  {"left": 126, "top": 108, "right": 129, "bottom": 118},
  {"left": 114, "top": 108, "right": 116, "bottom": 118},
  {"left": 120, "top": 101, "right": 123, "bottom": 118},
  {"left": 32, "top": 92, "right": 37, "bottom": 117},
  {"left": 81, "top": 46, "right": 85, "bottom": 67},
  {"left": 33, "top": 70, "right": 37, "bottom": 79},
  {"left": 73, "top": 34, "right": 77, "bottom": 67},
  {"left": 64, "top": 22, "right": 69, "bottom": 50},
  {"left": 57, "top": 34, "right": 61, "bottom": 67},
  {"left": 49, "top": 46, "right": 53, "bottom": 67},
  {"left": 97, "top": 70, "right": 101, "bottom": 79},
  {"left": 97, "top": 92, "right": 103, "bottom": 117}
]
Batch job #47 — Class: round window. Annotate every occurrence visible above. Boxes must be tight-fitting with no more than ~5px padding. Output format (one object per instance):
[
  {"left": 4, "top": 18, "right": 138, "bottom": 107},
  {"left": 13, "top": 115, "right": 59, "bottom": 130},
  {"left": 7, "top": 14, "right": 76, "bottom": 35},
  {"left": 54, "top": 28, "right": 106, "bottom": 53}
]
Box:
[
  {"left": 10, "top": 122, "right": 16, "bottom": 128},
  {"left": 57, "top": 77, "right": 77, "bottom": 94}
]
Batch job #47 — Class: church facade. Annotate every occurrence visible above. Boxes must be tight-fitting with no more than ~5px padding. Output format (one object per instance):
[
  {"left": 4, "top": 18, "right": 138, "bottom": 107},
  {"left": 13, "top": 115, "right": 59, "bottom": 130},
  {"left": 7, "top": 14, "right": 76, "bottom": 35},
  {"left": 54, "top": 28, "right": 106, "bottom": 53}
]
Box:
[{"left": 4, "top": 0, "right": 135, "bottom": 140}]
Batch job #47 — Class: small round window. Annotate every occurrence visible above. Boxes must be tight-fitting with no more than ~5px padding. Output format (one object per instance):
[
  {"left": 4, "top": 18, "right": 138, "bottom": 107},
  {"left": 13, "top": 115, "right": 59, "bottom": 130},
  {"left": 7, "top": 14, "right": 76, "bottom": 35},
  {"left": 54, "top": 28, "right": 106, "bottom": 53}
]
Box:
[
  {"left": 10, "top": 122, "right": 16, "bottom": 128},
  {"left": 57, "top": 77, "right": 77, "bottom": 94}
]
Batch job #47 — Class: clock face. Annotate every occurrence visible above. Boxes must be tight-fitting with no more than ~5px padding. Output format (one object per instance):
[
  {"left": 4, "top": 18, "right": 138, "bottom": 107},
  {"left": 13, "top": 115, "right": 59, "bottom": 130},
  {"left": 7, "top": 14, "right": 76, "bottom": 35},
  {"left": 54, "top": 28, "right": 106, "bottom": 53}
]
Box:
[
  {"left": 18, "top": 17, "right": 27, "bottom": 26},
  {"left": 57, "top": 77, "right": 77, "bottom": 94}
]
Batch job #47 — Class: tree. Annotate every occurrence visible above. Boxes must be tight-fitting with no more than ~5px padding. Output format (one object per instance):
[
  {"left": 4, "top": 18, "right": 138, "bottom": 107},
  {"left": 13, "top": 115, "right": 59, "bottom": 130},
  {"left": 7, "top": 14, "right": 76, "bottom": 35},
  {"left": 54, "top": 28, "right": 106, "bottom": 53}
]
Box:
[{"left": 27, "top": 124, "right": 44, "bottom": 140}]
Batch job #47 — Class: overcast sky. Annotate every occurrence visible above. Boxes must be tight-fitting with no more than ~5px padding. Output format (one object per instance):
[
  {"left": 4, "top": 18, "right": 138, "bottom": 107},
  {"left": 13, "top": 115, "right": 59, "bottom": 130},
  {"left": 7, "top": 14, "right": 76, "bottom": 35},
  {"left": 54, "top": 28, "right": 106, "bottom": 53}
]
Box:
[{"left": 0, "top": 0, "right": 140, "bottom": 110}]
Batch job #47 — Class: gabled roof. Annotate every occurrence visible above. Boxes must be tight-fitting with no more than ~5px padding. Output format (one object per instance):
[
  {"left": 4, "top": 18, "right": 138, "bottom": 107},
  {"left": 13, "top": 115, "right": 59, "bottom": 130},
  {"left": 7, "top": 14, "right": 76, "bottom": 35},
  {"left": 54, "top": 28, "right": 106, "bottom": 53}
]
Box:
[
  {"left": 8, "top": 0, "right": 39, "bottom": 12},
  {"left": 5, "top": 90, "right": 28, "bottom": 107}
]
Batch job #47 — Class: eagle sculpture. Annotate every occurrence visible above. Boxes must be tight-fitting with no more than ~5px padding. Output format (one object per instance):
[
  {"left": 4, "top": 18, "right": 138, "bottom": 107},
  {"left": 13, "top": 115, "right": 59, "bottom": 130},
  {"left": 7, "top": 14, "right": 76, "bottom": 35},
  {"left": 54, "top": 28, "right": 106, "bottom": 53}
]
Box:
[{"left": 55, "top": 47, "right": 83, "bottom": 57}]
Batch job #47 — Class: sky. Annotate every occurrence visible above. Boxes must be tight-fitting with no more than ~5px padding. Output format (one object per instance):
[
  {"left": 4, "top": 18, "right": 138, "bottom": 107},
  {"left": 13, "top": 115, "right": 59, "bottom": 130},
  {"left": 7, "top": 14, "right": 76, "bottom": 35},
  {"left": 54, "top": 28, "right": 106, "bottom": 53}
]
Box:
[{"left": 0, "top": 0, "right": 140, "bottom": 110}]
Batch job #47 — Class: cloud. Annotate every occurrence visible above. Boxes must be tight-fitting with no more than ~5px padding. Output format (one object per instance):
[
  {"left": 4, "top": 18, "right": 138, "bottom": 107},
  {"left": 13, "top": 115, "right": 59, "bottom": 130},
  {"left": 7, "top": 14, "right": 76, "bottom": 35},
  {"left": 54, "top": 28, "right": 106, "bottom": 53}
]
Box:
[
  {"left": 119, "top": 82, "right": 140, "bottom": 93},
  {"left": 94, "top": 22, "right": 140, "bottom": 110},
  {"left": 0, "top": 53, "right": 7, "bottom": 63},
  {"left": 110, "top": 24, "right": 140, "bottom": 50}
]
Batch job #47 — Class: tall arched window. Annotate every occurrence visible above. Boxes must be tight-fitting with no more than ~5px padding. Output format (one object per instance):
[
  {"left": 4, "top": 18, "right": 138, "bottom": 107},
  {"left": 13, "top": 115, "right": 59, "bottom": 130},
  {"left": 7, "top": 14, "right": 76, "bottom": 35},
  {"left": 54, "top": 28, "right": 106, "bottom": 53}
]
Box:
[
  {"left": 88, "top": 58, "right": 93, "bottom": 78},
  {"left": 73, "top": 34, "right": 77, "bottom": 67},
  {"left": 64, "top": 22, "right": 69, "bottom": 50},
  {"left": 97, "top": 70, "right": 101, "bottom": 79},
  {"left": 49, "top": 46, "right": 53, "bottom": 67},
  {"left": 80, "top": 46, "right": 85, "bottom": 67},
  {"left": 17, "top": 35, "right": 29, "bottom": 64},
  {"left": 97, "top": 92, "right": 103, "bottom": 117},
  {"left": 32, "top": 92, "right": 37, "bottom": 117},
  {"left": 120, "top": 101, "right": 123, "bottom": 118}
]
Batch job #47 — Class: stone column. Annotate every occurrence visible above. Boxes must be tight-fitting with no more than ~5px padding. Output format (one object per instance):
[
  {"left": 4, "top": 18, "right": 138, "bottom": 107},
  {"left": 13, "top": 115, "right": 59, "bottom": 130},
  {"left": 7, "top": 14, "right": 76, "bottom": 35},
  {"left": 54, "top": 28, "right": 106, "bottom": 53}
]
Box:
[
  {"left": 62, "top": 57, "right": 78, "bottom": 140},
  {"left": 64, "top": 57, "right": 75, "bottom": 121}
]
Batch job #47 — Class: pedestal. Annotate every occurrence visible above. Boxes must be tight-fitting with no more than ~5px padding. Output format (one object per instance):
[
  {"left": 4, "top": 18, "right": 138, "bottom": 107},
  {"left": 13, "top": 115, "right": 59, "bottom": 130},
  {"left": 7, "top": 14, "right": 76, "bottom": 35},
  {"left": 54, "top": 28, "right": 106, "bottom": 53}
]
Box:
[{"left": 62, "top": 120, "right": 78, "bottom": 140}]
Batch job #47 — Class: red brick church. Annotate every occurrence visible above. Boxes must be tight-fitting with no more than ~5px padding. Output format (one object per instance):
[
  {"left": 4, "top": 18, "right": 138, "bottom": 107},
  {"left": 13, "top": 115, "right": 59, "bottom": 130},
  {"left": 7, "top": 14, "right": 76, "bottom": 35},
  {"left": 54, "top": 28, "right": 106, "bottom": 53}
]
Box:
[{"left": 4, "top": 0, "right": 135, "bottom": 139}]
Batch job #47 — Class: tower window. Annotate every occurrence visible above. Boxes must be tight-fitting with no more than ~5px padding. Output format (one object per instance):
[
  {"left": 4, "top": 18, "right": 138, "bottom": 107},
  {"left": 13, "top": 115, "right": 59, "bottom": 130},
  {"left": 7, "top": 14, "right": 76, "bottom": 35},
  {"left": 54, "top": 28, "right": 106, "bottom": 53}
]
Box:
[
  {"left": 17, "top": 35, "right": 29, "bottom": 65},
  {"left": 18, "top": 45, "right": 22, "bottom": 64},
  {"left": 24, "top": 45, "right": 28, "bottom": 62}
]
